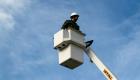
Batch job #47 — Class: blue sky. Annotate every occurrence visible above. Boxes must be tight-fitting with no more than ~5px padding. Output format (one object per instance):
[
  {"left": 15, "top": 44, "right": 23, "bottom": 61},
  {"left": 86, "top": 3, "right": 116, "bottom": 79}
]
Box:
[{"left": 0, "top": 0, "right": 140, "bottom": 80}]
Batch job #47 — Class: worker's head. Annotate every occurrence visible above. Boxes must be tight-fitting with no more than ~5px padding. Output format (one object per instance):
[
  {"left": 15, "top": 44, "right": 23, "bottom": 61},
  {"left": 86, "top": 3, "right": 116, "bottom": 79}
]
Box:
[{"left": 70, "top": 12, "right": 79, "bottom": 22}]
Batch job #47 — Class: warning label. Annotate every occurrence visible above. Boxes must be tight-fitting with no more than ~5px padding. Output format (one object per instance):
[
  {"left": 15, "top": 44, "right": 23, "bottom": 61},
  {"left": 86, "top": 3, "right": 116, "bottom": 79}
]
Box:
[{"left": 103, "top": 69, "right": 113, "bottom": 80}]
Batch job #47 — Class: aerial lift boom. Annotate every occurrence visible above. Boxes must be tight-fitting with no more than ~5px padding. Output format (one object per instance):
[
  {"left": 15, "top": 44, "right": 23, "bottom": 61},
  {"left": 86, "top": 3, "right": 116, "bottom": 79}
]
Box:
[{"left": 84, "top": 47, "right": 117, "bottom": 80}]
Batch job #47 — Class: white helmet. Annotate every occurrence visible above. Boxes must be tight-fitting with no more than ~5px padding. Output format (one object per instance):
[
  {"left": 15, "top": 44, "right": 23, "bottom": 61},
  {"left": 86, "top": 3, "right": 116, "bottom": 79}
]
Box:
[{"left": 70, "top": 12, "right": 79, "bottom": 18}]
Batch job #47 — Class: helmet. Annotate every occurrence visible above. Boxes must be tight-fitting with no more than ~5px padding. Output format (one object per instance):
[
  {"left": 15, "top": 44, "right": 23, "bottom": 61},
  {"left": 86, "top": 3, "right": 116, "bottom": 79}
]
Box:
[{"left": 70, "top": 12, "right": 79, "bottom": 18}]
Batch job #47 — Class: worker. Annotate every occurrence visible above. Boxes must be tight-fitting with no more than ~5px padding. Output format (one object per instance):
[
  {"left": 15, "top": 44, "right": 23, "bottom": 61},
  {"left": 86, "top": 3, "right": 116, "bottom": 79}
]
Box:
[
  {"left": 61, "top": 12, "right": 80, "bottom": 31},
  {"left": 61, "top": 12, "right": 93, "bottom": 48}
]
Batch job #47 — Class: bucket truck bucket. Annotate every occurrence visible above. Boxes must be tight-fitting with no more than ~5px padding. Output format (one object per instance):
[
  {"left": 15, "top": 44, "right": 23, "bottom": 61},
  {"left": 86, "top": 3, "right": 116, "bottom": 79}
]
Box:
[{"left": 54, "top": 29, "right": 85, "bottom": 69}]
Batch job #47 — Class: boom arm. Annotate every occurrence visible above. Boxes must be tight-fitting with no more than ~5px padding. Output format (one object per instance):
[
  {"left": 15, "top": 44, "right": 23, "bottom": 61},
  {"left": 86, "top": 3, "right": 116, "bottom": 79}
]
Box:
[{"left": 84, "top": 47, "right": 117, "bottom": 80}]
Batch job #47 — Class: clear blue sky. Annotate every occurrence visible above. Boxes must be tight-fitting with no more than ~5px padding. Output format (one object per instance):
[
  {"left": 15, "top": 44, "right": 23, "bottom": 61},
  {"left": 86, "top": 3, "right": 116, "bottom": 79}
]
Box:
[{"left": 0, "top": 0, "right": 140, "bottom": 80}]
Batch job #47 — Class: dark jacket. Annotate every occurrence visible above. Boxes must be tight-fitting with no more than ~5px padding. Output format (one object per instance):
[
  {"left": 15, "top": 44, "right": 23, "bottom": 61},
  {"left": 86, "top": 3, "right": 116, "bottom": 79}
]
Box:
[{"left": 61, "top": 20, "right": 80, "bottom": 31}]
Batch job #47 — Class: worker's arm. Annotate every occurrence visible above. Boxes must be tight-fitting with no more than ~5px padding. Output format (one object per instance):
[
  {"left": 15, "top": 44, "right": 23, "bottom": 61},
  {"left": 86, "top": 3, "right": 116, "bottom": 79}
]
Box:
[
  {"left": 61, "top": 20, "right": 80, "bottom": 31},
  {"left": 61, "top": 20, "right": 72, "bottom": 29}
]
